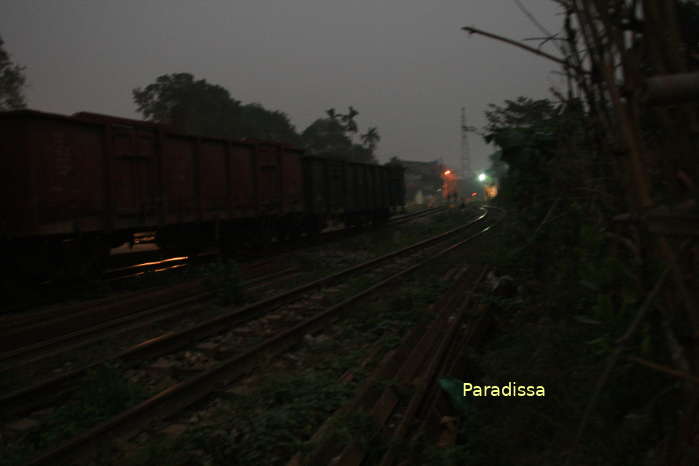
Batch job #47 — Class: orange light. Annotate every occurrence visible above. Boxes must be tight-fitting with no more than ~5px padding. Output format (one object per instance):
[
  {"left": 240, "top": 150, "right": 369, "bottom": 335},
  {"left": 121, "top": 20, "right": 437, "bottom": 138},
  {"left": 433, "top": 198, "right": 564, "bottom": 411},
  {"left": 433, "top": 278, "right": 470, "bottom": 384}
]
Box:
[
  {"left": 472, "top": 192, "right": 477, "bottom": 197},
  {"left": 443, "top": 170, "right": 451, "bottom": 175}
]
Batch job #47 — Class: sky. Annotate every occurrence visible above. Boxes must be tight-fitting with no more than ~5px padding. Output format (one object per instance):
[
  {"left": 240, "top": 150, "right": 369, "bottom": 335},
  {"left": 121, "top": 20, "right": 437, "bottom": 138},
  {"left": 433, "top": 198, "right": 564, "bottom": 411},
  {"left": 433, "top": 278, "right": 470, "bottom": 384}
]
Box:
[{"left": 0, "top": 0, "right": 565, "bottom": 174}]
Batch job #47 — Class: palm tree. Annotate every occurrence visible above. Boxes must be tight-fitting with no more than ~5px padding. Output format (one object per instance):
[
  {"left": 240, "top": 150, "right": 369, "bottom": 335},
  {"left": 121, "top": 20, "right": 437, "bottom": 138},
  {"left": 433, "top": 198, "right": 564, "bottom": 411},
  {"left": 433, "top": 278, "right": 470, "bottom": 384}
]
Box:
[
  {"left": 360, "top": 127, "right": 381, "bottom": 153},
  {"left": 340, "top": 106, "right": 359, "bottom": 134}
]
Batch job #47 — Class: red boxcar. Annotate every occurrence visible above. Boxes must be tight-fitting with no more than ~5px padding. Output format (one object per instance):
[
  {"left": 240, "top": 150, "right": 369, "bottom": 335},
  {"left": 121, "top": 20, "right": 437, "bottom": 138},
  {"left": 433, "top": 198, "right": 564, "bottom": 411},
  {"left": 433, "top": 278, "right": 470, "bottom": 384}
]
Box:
[{"left": 0, "top": 109, "right": 305, "bottom": 276}]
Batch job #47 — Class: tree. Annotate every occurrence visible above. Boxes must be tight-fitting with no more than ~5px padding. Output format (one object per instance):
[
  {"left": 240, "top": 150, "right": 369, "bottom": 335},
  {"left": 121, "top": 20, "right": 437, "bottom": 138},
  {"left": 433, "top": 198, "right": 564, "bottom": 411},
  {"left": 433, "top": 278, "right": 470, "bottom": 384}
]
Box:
[
  {"left": 484, "top": 97, "right": 558, "bottom": 135},
  {"left": 339, "top": 105, "right": 359, "bottom": 134},
  {"left": 0, "top": 35, "right": 27, "bottom": 110},
  {"left": 237, "top": 103, "right": 301, "bottom": 145},
  {"left": 302, "top": 106, "right": 379, "bottom": 163},
  {"left": 301, "top": 117, "right": 353, "bottom": 155},
  {"left": 483, "top": 97, "right": 562, "bottom": 208},
  {"left": 133, "top": 73, "right": 240, "bottom": 137},
  {"left": 133, "top": 73, "right": 300, "bottom": 145},
  {"left": 360, "top": 127, "right": 381, "bottom": 153}
]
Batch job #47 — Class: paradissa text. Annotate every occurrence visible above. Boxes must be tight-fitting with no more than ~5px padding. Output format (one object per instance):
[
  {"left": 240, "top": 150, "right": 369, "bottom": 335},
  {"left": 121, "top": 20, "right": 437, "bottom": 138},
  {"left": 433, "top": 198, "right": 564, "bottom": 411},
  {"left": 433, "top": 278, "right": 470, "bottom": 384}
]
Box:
[{"left": 463, "top": 382, "right": 545, "bottom": 397}]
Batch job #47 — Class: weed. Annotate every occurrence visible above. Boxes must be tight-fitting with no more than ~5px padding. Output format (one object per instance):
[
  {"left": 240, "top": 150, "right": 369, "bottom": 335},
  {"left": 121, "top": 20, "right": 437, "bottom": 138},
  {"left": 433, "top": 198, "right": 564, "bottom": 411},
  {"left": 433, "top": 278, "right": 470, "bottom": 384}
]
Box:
[
  {"left": 181, "top": 371, "right": 356, "bottom": 466},
  {"left": 0, "top": 364, "right": 149, "bottom": 466},
  {"left": 120, "top": 437, "right": 188, "bottom": 466},
  {"left": 202, "top": 259, "right": 243, "bottom": 305}
]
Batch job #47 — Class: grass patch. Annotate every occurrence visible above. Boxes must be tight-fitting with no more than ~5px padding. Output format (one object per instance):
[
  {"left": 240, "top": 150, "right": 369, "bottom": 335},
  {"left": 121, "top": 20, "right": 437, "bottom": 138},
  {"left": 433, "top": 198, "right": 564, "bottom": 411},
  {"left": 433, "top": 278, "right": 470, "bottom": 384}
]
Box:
[
  {"left": 164, "top": 371, "right": 357, "bottom": 466},
  {"left": 1, "top": 364, "right": 149, "bottom": 466},
  {"left": 201, "top": 259, "right": 244, "bottom": 306}
]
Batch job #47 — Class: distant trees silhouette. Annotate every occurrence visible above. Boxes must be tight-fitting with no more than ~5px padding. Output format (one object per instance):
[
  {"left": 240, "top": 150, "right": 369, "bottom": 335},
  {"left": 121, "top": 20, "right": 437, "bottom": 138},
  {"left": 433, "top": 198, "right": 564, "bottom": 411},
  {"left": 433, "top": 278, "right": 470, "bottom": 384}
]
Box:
[
  {"left": 133, "top": 72, "right": 300, "bottom": 145},
  {"left": 133, "top": 74, "right": 381, "bottom": 163},
  {"left": 0, "top": 34, "right": 27, "bottom": 110}
]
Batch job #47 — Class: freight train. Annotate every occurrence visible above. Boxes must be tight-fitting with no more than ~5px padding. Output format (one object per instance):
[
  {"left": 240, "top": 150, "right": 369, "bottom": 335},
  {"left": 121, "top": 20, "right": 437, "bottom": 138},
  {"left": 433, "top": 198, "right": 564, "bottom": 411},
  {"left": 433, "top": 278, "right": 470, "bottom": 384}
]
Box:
[{"left": 0, "top": 109, "right": 405, "bottom": 279}]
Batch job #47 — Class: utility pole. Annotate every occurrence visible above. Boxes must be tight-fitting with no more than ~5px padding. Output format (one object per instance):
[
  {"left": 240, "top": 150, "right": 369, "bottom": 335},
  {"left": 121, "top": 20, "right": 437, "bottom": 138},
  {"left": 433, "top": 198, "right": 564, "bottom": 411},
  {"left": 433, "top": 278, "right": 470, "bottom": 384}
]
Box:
[{"left": 460, "top": 106, "right": 471, "bottom": 180}]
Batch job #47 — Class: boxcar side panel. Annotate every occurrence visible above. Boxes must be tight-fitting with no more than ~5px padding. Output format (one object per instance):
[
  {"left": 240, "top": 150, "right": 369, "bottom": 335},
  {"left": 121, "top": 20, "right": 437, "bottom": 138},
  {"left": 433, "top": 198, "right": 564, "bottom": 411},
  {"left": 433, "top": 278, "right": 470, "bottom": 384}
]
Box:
[
  {"left": 162, "top": 135, "right": 197, "bottom": 224},
  {"left": 30, "top": 117, "right": 104, "bottom": 234},
  {"left": 198, "top": 139, "right": 228, "bottom": 220},
  {"left": 381, "top": 167, "right": 390, "bottom": 208},
  {"left": 344, "top": 162, "right": 357, "bottom": 213},
  {"left": 388, "top": 166, "right": 405, "bottom": 208},
  {"left": 229, "top": 144, "right": 255, "bottom": 217},
  {"left": 302, "top": 157, "right": 325, "bottom": 214},
  {"left": 0, "top": 114, "right": 32, "bottom": 236},
  {"left": 369, "top": 166, "right": 377, "bottom": 211},
  {"left": 378, "top": 166, "right": 386, "bottom": 209},
  {"left": 255, "top": 144, "right": 281, "bottom": 212},
  {"left": 348, "top": 164, "right": 359, "bottom": 211},
  {"left": 324, "top": 159, "right": 343, "bottom": 212},
  {"left": 73, "top": 111, "right": 162, "bottom": 230},
  {"left": 358, "top": 163, "right": 368, "bottom": 211},
  {"left": 109, "top": 124, "right": 158, "bottom": 229},
  {"left": 353, "top": 164, "right": 362, "bottom": 212},
  {"left": 280, "top": 148, "right": 304, "bottom": 213}
]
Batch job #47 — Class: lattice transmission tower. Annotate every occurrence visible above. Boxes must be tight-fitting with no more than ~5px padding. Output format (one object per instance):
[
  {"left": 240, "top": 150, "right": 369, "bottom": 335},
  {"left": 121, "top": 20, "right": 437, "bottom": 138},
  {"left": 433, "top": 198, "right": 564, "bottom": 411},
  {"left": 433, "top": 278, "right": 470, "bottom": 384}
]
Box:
[{"left": 460, "top": 106, "right": 472, "bottom": 180}]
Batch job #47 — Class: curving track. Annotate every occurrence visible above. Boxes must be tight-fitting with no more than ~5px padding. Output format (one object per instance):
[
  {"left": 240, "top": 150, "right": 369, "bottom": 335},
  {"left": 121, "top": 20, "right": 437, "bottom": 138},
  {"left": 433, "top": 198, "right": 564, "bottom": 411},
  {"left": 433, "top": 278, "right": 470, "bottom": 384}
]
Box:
[{"left": 0, "top": 205, "right": 492, "bottom": 466}]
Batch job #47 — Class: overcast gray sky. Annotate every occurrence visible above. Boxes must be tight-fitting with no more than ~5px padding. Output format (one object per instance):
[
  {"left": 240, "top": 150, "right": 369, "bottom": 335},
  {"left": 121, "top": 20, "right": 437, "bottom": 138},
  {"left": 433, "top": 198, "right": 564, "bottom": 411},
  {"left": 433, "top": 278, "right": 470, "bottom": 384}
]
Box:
[{"left": 1, "top": 0, "right": 564, "bottom": 173}]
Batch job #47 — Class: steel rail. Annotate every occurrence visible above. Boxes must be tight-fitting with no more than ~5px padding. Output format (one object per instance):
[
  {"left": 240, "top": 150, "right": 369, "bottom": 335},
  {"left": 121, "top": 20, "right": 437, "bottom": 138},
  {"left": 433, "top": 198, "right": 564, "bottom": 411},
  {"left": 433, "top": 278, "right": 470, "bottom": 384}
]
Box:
[
  {"left": 0, "top": 267, "right": 298, "bottom": 370},
  {"left": 298, "top": 204, "right": 504, "bottom": 465},
  {"left": 0, "top": 256, "right": 280, "bottom": 335},
  {"left": 26, "top": 209, "right": 491, "bottom": 466},
  {"left": 304, "top": 266, "right": 488, "bottom": 466},
  {"left": 0, "top": 210, "right": 486, "bottom": 419}
]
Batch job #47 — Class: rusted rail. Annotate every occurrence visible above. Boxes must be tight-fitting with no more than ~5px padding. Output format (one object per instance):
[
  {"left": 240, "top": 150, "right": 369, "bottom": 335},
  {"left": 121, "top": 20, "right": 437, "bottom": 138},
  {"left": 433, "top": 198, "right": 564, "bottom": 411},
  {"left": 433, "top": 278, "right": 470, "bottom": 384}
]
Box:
[
  {"left": 24, "top": 209, "right": 492, "bottom": 466},
  {"left": 297, "top": 265, "right": 489, "bottom": 466},
  {"left": 295, "top": 205, "right": 504, "bottom": 465}
]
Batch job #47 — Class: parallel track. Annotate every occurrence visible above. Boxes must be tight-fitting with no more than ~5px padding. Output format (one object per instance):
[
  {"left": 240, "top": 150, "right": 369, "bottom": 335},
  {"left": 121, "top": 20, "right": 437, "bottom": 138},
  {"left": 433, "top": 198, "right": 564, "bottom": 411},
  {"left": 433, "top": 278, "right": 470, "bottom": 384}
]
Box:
[{"left": 17, "top": 208, "right": 491, "bottom": 466}]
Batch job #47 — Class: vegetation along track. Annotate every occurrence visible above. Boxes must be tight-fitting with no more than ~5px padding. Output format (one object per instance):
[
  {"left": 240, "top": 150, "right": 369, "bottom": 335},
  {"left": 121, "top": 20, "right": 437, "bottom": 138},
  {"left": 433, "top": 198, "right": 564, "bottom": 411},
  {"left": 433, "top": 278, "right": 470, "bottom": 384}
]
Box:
[{"left": 5, "top": 207, "right": 495, "bottom": 466}]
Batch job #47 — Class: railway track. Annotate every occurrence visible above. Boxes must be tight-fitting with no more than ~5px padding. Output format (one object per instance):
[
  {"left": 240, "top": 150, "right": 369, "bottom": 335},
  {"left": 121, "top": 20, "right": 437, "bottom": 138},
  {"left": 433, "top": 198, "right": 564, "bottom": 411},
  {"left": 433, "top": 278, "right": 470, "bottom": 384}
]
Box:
[
  {"left": 0, "top": 207, "right": 445, "bottom": 330},
  {"left": 2, "top": 207, "right": 478, "bottom": 410},
  {"left": 0, "top": 266, "right": 300, "bottom": 376},
  {"left": 0, "top": 207, "right": 447, "bottom": 371},
  {"left": 295, "top": 264, "right": 492, "bottom": 465},
  {"left": 0, "top": 256, "right": 288, "bottom": 350},
  {"left": 3, "top": 207, "right": 493, "bottom": 466},
  {"left": 297, "top": 206, "right": 505, "bottom": 466}
]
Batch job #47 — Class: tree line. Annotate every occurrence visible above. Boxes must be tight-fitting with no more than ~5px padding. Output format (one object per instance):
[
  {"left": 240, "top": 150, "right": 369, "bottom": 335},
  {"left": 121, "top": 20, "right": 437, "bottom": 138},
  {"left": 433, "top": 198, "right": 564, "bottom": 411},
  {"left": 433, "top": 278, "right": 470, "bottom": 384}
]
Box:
[
  {"left": 0, "top": 35, "right": 383, "bottom": 164},
  {"left": 133, "top": 73, "right": 382, "bottom": 164}
]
